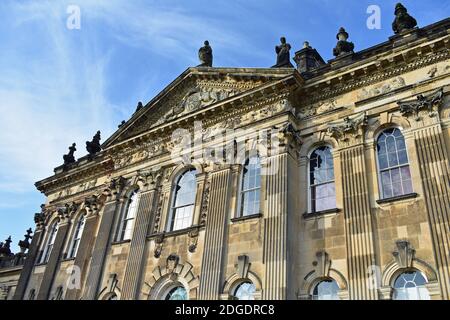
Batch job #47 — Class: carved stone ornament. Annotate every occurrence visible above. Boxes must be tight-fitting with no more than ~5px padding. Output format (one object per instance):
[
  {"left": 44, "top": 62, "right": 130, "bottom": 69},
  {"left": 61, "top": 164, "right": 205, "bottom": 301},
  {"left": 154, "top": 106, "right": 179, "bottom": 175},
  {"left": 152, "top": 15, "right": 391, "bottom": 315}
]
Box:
[
  {"left": 154, "top": 234, "right": 165, "bottom": 258},
  {"left": 333, "top": 27, "right": 354, "bottom": 57},
  {"left": 104, "top": 176, "right": 126, "bottom": 197},
  {"left": 34, "top": 208, "right": 46, "bottom": 228},
  {"left": 63, "top": 143, "right": 76, "bottom": 167},
  {"left": 152, "top": 190, "right": 164, "bottom": 233},
  {"left": 278, "top": 123, "right": 302, "bottom": 148},
  {"left": 137, "top": 168, "right": 162, "bottom": 190},
  {"left": 188, "top": 227, "right": 200, "bottom": 253},
  {"left": 199, "top": 180, "right": 210, "bottom": 225},
  {"left": 392, "top": 240, "right": 415, "bottom": 268},
  {"left": 327, "top": 112, "right": 368, "bottom": 141},
  {"left": 398, "top": 88, "right": 444, "bottom": 121},
  {"left": 236, "top": 255, "right": 251, "bottom": 279},
  {"left": 86, "top": 131, "right": 101, "bottom": 157},
  {"left": 166, "top": 254, "right": 180, "bottom": 273},
  {"left": 57, "top": 202, "right": 78, "bottom": 223},
  {"left": 313, "top": 251, "right": 332, "bottom": 277},
  {"left": 84, "top": 195, "right": 99, "bottom": 217},
  {"left": 357, "top": 77, "right": 406, "bottom": 100},
  {"left": 392, "top": 3, "right": 417, "bottom": 35},
  {"left": 153, "top": 87, "right": 239, "bottom": 128}
]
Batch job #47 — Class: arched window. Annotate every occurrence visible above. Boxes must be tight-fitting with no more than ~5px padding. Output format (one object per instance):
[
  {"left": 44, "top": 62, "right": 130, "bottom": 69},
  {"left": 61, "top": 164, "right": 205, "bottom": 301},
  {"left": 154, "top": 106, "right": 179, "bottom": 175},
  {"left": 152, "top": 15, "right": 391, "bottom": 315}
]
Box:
[
  {"left": 117, "top": 189, "right": 140, "bottom": 241},
  {"left": 234, "top": 281, "right": 256, "bottom": 300},
  {"left": 165, "top": 286, "right": 188, "bottom": 300},
  {"left": 67, "top": 214, "right": 85, "bottom": 258},
  {"left": 240, "top": 156, "right": 261, "bottom": 217},
  {"left": 309, "top": 146, "right": 336, "bottom": 213},
  {"left": 393, "top": 270, "right": 430, "bottom": 300},
  {"left": 377, "top": 128, "right": 413, "bottom": 199},
  {"left": 312, "top": 278, "right": 340, "bottom": 300},
  {"left": 168, "top": 169, "right": 198, "bottom": 231},
  {"left": 40, "top": 222, "right": 59, "bottom": 264}
]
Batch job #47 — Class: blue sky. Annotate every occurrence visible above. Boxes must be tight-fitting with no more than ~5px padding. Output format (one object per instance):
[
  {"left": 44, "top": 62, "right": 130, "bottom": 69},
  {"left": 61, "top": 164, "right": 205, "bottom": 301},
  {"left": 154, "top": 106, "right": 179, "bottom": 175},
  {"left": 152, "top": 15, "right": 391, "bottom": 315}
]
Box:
[{"left": 0, "top": 0, "right": 449, "bottom": 251}]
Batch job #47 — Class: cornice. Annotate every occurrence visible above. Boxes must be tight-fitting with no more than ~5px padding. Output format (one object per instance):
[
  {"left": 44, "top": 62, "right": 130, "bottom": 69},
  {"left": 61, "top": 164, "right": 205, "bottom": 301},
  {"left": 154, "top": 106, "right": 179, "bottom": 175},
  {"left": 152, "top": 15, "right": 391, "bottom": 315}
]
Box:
[
  {"left": 35, "top": 157, "right": 113, "bottom": 196},
  {"left": 299, "top": 35, "right": 449, "bottom": 105}
]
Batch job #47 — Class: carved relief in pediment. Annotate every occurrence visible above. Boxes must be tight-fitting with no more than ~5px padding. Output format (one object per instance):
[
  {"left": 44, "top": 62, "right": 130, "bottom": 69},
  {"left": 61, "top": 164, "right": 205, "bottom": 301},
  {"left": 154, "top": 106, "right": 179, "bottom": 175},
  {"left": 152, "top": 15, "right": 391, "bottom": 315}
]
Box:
[{"left": 152, "top": 87, "right": 240, "bottom": 128}]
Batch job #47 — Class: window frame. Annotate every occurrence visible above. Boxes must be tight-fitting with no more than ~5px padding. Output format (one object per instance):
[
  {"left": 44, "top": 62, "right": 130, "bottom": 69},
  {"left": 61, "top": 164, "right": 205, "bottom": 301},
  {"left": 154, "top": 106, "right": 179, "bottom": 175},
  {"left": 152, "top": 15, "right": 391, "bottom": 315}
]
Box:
[
  {"left": 237, "top": 156, "right": 262, "bottom": 218},
  {"left": 307, "top": 145, "right": 337, "bottom": 214},
  {"left": 167, "top": 168, "right": 198, "bottom": 232},
  {"left": 39, "top": 221, "right": 59, "bottom": 264},
  {"left": 392, "top": 269, "right": 430, "bottom": 300},
  {"left": 116, "top": 189, "right": 140, "bottom": 242},
  {"left": 375, "top": 127, "right": 413, "bottom": 200},
  {"left": 67, "top": 213, "right": 86, "bottom": 259}
]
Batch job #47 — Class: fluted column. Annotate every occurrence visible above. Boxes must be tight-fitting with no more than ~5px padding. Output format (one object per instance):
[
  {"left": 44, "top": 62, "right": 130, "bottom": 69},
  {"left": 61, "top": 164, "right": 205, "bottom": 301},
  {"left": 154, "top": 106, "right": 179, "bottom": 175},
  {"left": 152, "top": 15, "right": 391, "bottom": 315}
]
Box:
[
  {"left": 13, "top": 210, "right": 46, "bottom": 300},
  {"left": 398, "top": 89, "right": 450, "bottom": 299},
  {"left": 198, "top": 167, "right": 232, "bottom": 299},
  {"left": 121, "top": 170, "right": 161, "bottom": 300},
  {"left": 65, "top": 198, "right": 100, "bottom": 300},
  {"left": 37, "top": 204, "right": 76, "bottom": 300},
  {"left": 413, "top": 124, "right": 450, "bottom": 299},
  {"left": 83, "top": 178, "right": 126, "bottom": 300},
  {"left": 340, "top": 144, "right": 377, "bottom": 300},
  {"left": 262, "top": 153, "right": 289, "bottom": 299}
]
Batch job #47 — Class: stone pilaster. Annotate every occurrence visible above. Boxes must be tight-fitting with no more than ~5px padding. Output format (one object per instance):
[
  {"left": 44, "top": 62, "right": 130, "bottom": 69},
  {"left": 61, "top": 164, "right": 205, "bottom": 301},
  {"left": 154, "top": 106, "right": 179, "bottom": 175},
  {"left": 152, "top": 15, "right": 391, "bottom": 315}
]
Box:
[
  {"left": 12, "top": 209, "right": 46, "bottom": 300},
  {"left": 413, "top": 125, "right": 450, "bottom": 299},
  {"left": 198, "top": 167, "right": 232, "bottom": 299},
  {"left": 328, "top": 113, "right": 377, "bottom": 300},
  {"left": 121, "top": 170, "right": 161, "bottom": 300},
  {"left": 37, "top": 203, "right": 77, "bottom": 300},
  {"left": 64, "top": 197, "right": 100, "bottom": 300},
  {"left": 82, "top": 177, "right": 126, "bottom": 300},
  {"left": 399, "top": 89, "right": 450, "bottom": 299},
  {"left": 340, "top": 144, "right": 377, "bottom": 299},
  {"left": 262, "top": 153, "right": 289, "bottom": 299}
]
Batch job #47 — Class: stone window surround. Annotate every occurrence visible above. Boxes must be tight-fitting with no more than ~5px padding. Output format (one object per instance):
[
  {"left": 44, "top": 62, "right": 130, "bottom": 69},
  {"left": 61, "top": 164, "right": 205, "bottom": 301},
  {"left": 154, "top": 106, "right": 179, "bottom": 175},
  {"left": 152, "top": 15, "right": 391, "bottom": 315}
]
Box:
[{"left": 374, "top": 126, "right": 414, "bottom": 202}]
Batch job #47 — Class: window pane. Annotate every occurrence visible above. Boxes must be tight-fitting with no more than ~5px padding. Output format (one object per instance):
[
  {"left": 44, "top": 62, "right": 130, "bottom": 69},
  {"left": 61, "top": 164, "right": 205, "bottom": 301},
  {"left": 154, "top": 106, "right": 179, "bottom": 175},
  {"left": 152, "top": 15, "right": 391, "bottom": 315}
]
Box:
[
  {"left": 381, "top": 171, "right": 393, "bottom": 198},
  {"left": 398, "top": 149, "right": 408, "bottom": 165},
  {"left": 234, "top": 282, "right": 256, "bottom": 300},
  {"left": 166, "top": 286, "right": 187, "bottom": 300},
  {"left": 388, "top": 152, "right": 399, "bottom": 167},
  {"left": 378, "top": 154, "right": 388, "bottom": 170},
  {"left": 312, "top": 279, "right": 340, "bottom": 300},
  {"left": 386, "top": 136, "right": 396, "bottom": 152},
  {"left": 393, "top": 270, "right": 430, "bottom": 300},
  {"left": 240, "top": 157, "right": 261, "bottom": 217}
]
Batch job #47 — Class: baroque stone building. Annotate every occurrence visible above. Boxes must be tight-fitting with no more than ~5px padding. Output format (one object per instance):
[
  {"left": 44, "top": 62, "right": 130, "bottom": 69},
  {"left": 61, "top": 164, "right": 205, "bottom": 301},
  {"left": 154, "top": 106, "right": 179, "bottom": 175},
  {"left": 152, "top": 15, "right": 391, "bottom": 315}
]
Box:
[{"left": 1, "top": 6, "right": 450, "bottom": 301}]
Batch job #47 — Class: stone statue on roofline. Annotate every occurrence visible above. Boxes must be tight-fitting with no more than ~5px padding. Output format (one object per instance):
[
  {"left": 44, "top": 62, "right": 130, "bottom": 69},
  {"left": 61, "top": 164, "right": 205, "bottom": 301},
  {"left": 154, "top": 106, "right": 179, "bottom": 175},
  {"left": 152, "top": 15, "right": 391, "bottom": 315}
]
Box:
[
  {"left": 273, "top": 37, "right": 293, "bottom": 68},
  {"left": 198, "top": 40, "right": 213, "bottom": 67},
  {"left": 63, "top": 143, "right": 76, "bottom": 166},
  {"left": 392, "top": 3, "right": 417, "bottom": 34},
  {"left": 86, "top": 130, "right": 101, "bottom": 157}
]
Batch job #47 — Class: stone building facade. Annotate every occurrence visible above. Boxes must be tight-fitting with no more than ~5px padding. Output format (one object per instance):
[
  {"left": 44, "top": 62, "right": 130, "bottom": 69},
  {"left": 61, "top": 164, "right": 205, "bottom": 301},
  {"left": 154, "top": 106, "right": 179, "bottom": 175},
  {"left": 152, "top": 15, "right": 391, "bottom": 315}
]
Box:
[{"left": 1, "top": 9, "right": 450, "bottom": 301}]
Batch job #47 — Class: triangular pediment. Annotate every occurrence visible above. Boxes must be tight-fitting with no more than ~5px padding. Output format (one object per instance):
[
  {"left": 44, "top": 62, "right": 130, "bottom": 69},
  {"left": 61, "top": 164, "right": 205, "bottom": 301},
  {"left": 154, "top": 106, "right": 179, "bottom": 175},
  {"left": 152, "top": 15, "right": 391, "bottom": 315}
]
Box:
[{"left": 103, "top": 67, "right": 297, "bottom": 148}]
